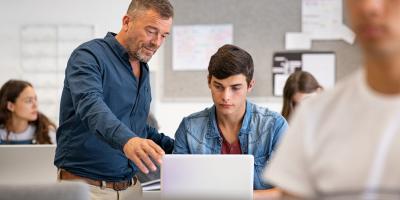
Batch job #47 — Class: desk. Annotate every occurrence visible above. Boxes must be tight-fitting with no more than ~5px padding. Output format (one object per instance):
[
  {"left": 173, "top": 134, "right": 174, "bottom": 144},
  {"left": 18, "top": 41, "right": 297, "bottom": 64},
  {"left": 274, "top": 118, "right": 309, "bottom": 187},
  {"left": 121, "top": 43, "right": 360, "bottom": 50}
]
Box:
[{"left": 143, "top": 191, "right": 161, "bottom": 199}]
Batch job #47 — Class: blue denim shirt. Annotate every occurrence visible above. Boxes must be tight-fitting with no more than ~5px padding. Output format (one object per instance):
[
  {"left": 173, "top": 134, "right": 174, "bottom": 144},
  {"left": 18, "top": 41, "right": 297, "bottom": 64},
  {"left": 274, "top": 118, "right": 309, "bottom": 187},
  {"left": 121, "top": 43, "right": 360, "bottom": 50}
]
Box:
[
  {"left": 54, "top": 32, "right": 173, "bottom": 181},
  {"left": 173, "top": 101, "right": 288, "bottom": 189}
]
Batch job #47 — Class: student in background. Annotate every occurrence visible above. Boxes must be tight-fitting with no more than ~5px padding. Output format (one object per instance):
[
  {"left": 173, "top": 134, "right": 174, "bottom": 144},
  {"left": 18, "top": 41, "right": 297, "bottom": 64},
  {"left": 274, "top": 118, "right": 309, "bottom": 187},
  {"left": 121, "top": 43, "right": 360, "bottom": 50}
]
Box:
[
  {"left": 173, "top": 44, "right": 288, "bottom": 199},
  {"left": 281, "top": 71, "right": 322, "bottom": 121},
  {"left": 0, "top": 79, "right": 56, "bottom": 144},
  {"left": 265, "top": 0, "right": 400, "bottom": 199}
]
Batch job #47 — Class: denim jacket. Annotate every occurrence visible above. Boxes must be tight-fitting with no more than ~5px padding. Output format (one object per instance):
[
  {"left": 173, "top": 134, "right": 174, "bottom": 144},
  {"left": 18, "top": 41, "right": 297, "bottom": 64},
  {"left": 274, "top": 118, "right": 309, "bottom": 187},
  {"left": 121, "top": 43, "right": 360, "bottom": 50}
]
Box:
[{"left": 173, "top": 101, "right": 288, "bottom": 189}]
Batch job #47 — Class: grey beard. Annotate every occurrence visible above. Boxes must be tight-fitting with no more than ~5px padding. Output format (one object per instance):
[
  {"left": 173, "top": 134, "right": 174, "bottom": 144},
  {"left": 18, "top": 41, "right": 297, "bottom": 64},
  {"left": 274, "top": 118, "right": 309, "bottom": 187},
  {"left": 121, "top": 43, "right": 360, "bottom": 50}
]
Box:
[{"left": 134, "top": 51, "right": 152, "bottom": 63}]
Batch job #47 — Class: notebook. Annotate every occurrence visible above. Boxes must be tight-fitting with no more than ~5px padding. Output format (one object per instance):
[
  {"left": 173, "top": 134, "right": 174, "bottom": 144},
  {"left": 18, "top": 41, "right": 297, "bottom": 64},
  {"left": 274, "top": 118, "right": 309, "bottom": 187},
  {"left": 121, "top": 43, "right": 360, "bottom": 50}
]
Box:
[{"left": 136, "top": 167, "right": 161, "bottom": 191}]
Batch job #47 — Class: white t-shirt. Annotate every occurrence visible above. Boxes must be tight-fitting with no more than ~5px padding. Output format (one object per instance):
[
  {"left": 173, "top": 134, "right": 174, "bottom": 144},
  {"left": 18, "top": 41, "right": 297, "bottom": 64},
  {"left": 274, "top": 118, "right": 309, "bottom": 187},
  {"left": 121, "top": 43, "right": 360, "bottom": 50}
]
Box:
[
  {"left": 264, "top": 69, "right": 400, "bottom": 199},
  {"left": 0, "top": 125, "right": 56, "bottom": 144}
]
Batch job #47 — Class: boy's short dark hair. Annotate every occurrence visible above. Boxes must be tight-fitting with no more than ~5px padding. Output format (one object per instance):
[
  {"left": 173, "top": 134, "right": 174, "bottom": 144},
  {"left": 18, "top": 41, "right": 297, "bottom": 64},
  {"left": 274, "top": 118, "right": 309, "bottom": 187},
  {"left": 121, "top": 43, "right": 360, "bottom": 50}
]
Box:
[{"left": 208, "top": 44, "right": 254, "bottom": 85}]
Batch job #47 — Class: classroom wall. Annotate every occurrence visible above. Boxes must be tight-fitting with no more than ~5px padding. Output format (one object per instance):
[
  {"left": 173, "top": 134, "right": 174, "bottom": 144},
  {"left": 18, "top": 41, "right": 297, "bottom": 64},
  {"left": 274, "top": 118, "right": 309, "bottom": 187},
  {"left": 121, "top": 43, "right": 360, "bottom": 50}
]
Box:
[
  {"left": 0, "top": 0, "right": 129, "bottom": 84},
  {"left": 0, "top": 0, "right": 133, "bottom": 123}
]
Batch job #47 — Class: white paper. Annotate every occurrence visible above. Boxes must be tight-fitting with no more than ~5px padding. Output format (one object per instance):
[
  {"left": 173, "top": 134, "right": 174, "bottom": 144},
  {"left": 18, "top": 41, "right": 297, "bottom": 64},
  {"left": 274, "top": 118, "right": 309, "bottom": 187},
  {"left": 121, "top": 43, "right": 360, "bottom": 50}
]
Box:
[
  {"left": 273, "top": 74, "right": 290, "bottom": 96},
  {"left": 302, "top": 53, "right": 335, "bottom": 89},
  {"left": 338, "top": 25, "right": 356, "bottom": 44},
  {"left": 285, "top": 32, "right": 312, "bottom": 50},
  {"left": 301, "top": 0, "right": 355, "bottom": 44},
  {"left": 302, "top": 0, "right": 342, "bottom": 36},
  {"left": 172, "top": 24, "right": 233, "bottom": 71}
]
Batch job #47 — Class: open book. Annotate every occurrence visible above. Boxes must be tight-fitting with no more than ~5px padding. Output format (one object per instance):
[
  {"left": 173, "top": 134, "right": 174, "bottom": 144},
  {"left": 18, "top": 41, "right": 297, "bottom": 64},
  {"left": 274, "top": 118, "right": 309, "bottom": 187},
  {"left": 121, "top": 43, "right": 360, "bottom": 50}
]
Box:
[{"left": 136, "top": 167, "right": 161, "bottom": 191}]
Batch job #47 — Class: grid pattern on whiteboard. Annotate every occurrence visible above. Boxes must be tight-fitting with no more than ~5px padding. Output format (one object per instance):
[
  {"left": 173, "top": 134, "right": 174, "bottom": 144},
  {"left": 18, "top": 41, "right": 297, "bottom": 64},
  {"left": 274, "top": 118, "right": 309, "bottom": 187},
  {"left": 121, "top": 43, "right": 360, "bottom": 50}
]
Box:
[{"left": 20, "top": 24, "right": 94, "bottom": 124}]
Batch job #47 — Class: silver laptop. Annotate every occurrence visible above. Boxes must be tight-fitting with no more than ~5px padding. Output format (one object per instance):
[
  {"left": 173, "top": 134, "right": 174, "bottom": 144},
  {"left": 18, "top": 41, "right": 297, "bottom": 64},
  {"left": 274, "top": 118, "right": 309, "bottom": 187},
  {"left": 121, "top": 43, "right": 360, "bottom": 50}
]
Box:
[
  {"left": 161, "top": 154, "right": 254, "bottom": 200},
  {"left": 0, "top": 145, "right": 57, "bottom": 184}
]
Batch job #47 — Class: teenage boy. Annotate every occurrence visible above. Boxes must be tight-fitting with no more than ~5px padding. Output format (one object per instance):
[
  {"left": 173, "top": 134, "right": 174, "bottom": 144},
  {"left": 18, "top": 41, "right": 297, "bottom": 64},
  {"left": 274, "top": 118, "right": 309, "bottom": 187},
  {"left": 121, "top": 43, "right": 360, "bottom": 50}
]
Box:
[{"left": 173, "top": 44, "right": 288, "bottom": 199}]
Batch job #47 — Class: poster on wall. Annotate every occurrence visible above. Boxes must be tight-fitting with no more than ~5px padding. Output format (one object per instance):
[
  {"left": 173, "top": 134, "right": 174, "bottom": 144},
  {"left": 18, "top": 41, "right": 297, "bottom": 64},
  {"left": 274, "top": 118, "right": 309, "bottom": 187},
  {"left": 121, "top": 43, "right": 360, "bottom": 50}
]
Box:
[
  {"left": 172, "top": 24, "right": 233, "bottom": 71},
  {"left": 285, "top": 0, "right": 355, "bottom": 50},
  {"left": 272, "top": 51, "right": 336, "bottom": 96}
]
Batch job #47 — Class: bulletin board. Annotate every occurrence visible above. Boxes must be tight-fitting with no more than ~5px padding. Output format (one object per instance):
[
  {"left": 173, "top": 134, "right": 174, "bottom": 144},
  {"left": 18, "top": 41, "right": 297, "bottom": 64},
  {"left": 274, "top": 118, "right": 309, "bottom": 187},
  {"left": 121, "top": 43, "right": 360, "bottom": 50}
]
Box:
[{"left": 162, "top": 0, "right": 361, "bottom": 99}]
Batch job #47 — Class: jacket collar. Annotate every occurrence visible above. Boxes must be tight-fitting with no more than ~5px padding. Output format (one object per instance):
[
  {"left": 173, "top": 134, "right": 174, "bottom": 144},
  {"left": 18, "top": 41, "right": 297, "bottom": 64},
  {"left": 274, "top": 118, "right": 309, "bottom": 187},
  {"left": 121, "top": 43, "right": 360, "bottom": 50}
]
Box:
[{"left": 206, "top": 101, "right": 252, "bottom": 138}]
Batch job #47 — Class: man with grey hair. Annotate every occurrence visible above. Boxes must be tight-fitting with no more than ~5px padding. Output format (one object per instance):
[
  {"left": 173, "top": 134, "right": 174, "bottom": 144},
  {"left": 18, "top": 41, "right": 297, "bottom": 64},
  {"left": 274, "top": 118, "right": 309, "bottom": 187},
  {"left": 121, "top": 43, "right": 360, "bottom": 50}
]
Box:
[{"left": 55, "top": 0, "right": 174, "bottom": 199}]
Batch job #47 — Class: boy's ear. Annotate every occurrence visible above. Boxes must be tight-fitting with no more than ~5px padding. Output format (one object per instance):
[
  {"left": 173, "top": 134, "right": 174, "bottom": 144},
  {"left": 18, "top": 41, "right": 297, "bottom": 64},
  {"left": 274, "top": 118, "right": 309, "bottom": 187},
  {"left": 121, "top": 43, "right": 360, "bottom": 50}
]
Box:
[
  {"left": 207, "top": 75, "right": 212, "bottom": 89},
  {"left": 7, "top": 101, "right": 15, "bottom": 112},
  {"left": 247, "top": 79, "right": 255, "bottom": 91}
]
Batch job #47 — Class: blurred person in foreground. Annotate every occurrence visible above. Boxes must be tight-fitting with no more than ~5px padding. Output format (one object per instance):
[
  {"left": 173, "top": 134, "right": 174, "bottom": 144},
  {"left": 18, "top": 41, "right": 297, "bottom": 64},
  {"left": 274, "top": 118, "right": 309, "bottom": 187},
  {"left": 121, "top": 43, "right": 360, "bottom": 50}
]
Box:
[{"left": 265, "top": 0, "right": 400, "bottom": 199}]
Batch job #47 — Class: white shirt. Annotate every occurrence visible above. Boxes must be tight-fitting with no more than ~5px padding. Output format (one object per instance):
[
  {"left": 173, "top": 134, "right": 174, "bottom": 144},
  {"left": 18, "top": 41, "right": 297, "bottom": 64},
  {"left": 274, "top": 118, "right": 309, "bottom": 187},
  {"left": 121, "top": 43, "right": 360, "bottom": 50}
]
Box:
[
  {"left": 264, "top": 69, "right": 400, "bottom": 199},
  {"left": 0, "top": 125, "right": 56, "bottom": 144}
]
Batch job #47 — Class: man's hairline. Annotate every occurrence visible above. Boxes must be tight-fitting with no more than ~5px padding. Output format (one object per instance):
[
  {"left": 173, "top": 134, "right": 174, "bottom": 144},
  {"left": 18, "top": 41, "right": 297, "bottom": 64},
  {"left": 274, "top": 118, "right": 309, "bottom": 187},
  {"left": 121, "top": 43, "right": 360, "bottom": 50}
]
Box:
[{"left": 127, "top": 7, "right": 173, "bottom": 21}]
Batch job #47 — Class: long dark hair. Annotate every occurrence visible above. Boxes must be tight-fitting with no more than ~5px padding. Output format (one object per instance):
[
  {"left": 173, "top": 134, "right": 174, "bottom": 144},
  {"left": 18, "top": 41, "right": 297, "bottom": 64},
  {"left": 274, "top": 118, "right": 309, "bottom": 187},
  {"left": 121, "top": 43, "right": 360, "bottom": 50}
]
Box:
[
  {"left": 0, "top": 80, "right": 56, "bottom": 144},
  {"left": 281, "top": 71, "right": 321, "bottom": 121}
]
